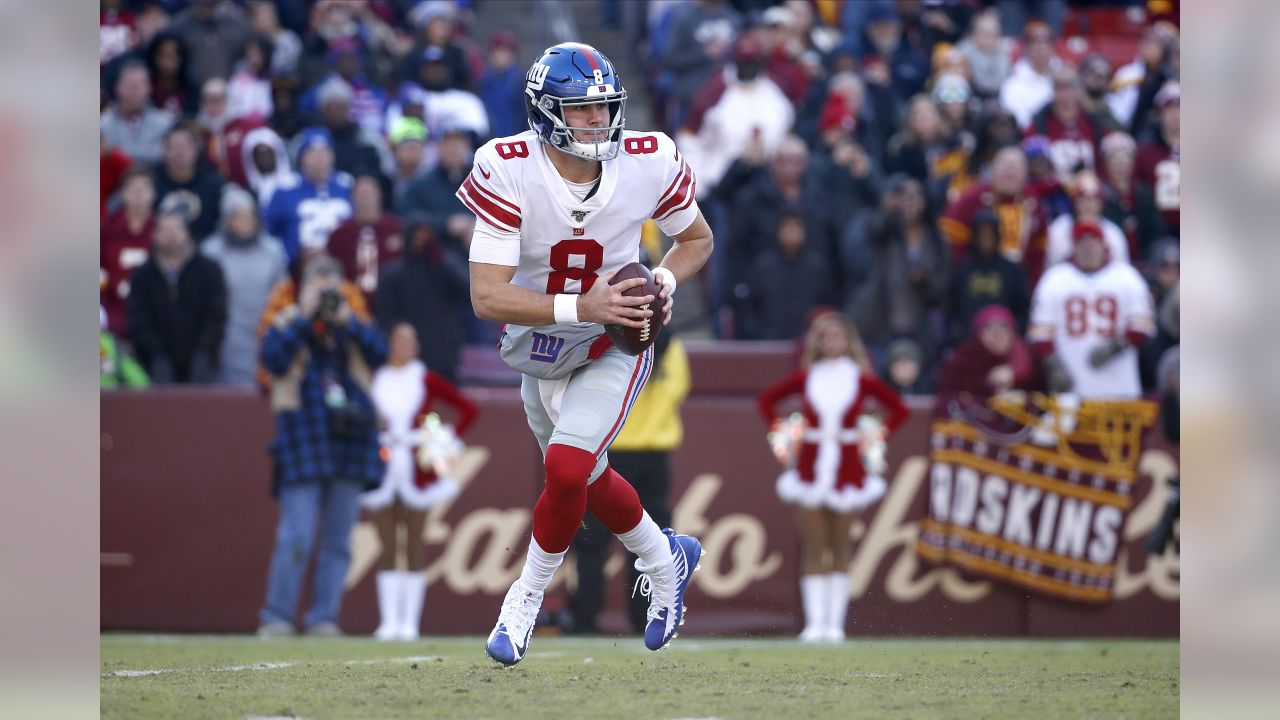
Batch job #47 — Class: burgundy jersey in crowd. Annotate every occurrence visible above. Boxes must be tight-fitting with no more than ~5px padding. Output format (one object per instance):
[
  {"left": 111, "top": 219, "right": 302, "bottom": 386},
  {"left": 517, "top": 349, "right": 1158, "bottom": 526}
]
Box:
[
  {"left": 213, "top": 116, "right": 266, "bottom": 189},
  {"left": 940, "top": 180, "right": 1050, "bottom": 282},
  {"left": 1135, "top": 138, "right": 1180, "bottom": 235},
  {"left": 1029, "top": 108, "right": 1101, "bottom": 181},
  {"left": 100, "top": 211, "right": 154, "bottom": 339},
  {"left": 326, "top": 214, "right": 404, "bottom": 306}
]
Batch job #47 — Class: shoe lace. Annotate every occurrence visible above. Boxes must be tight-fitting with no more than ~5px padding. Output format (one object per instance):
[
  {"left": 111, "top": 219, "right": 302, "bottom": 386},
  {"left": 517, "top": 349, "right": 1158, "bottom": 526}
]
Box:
[
  {"left": 632, "top": 562, "right": 675, "bottom": 622},
  {"left": 501, "top": 585, "right": 540, "bottom": 632}
]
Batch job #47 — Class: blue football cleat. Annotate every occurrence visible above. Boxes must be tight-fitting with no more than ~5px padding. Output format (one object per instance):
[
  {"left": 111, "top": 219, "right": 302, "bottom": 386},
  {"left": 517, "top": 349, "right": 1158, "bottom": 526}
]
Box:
[
  {"left": 633, "top": 528, "right": 702, "bottom": 651},
  {"left": 485, "top": 580, "right": 543, "bottom": 667}
]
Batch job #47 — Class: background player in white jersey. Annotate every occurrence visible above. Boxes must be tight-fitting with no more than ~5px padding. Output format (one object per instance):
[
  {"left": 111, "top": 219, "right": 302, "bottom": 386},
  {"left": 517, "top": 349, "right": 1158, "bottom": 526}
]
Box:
[
  {"left": 1028, "top": 221, "right": 1156, "bottom": 399},
  {"left": 457, "top": 43, "right": 713, "bottom": 666}
]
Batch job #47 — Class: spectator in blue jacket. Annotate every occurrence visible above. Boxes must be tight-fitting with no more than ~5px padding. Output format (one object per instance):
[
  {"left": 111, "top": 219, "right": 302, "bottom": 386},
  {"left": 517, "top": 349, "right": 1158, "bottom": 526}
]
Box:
[
  {"left": 478, "top": 31, "right": 526, "bottom": 139},
  {"left": 257, "top": 253, "right": 388, "bottom": 637},
  {"left": 264, "top": 127, "right": 354, "bottom": 265}
]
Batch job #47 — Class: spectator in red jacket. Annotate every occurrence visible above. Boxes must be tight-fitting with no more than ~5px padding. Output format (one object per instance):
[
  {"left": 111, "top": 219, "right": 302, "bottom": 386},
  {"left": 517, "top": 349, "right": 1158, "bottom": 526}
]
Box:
[
  {"left": 327, "top": 176, "right": 404, "bottom": 308},
  {"left": 101, "top": 130, "right": 132, "bottom": 217},
  {"left": 759, "top": 5, "right": 811, "bottom": 107},
  {"left": 939, "top": 146, "right": 1048, "bottom": 280},
  {"left": 936, "top": 304, "right": 1038, "bottom": 411},
  {"left": 101, "top": 168, "right": 156, "bottom": 340},
  {"left": 1026, "top": 64, "right": 1103, "bottom": 184}
]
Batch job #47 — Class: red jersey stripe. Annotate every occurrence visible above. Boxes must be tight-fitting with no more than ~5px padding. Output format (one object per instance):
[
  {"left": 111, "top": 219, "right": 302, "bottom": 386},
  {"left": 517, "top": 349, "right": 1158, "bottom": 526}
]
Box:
[
  {"left": 657, "top": 176, "right": 697, "bottom": 221},
  {"left": 654, "top": 163, "right": 694, "bottom": 219},
  {"left": 468, "top": 172, "right": 521, "bottom": 215},
  {"left": 457, "top": 188, "right": 519, "bottom": 233},
  {"left": 657, "top": 159, "right": 685, "bottom": 203},
  {"left": 462, "top": 177, "right": 521, "bottom": 229}
]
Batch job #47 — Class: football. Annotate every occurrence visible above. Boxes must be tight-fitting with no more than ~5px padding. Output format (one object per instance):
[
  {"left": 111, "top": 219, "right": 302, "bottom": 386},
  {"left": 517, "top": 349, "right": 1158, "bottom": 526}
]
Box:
[{"left": 604, "top": 262, "right": 663, "bottom": 356}]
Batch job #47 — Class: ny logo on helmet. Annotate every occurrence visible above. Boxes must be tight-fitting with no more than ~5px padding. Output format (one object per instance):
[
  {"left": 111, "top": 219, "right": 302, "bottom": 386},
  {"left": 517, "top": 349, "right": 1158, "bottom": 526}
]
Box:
[{"left": 526, "top": 63, "right": 550, "bottom": 92}]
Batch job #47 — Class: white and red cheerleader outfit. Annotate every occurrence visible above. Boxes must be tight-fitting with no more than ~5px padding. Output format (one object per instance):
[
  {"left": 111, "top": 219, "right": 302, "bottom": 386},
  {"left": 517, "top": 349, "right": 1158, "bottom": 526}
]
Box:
[
  {"left": 362, "top": 360, "right": 479, "bottom": 511},
  {"left": 757, "top": 357, "right": 909, "bottom": 513}
]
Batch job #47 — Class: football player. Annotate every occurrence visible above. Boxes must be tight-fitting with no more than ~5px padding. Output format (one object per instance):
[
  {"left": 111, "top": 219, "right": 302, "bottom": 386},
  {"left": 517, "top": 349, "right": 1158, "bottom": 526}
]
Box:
[{"left": 458, "top": 43, "right": 713, "bottom": 666}]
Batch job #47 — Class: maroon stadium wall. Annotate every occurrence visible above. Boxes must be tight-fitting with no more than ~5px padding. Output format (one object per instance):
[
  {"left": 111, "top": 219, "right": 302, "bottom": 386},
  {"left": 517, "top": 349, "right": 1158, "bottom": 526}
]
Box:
[{"left": 101, "top": 343, "right": 1178, "bottom": 636}]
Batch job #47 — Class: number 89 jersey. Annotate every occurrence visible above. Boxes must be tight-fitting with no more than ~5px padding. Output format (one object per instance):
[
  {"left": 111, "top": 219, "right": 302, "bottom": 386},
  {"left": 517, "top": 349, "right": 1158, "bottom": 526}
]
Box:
[
  {"left": 457, "top": 129, "right": 698, "bottom": 294},
  {"left": 1027, "top": 261, "right": 1156, "bottom": 399}
]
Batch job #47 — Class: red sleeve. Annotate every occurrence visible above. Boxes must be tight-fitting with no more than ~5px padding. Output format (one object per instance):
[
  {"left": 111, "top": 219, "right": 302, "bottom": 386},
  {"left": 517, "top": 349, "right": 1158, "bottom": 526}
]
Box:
[
  {"left": 425, "top": 371, "right": 479, "bottom": 436},
  {"left": 860, "top": 374, "right": 909, "bottom": 434},
  {"left": 1124, "top": 329, "right": 1149, "bottom": 347},
  {"left": 756, "top": 369, "right": 808, "bottom": 425}
]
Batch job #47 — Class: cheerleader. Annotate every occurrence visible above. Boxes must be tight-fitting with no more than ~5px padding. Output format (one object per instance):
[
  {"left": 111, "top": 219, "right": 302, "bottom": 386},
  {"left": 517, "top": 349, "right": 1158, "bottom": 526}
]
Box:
[
  {"left": 365, "top": 323, "right": 478, "bottom": 640},
  {"left": 757, "top": 312, "right": 909, "bottom": 642}
]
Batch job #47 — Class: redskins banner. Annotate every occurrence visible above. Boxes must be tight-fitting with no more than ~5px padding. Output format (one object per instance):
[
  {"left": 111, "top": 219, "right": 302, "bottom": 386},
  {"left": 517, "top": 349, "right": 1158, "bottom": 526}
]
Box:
[{"left": 917, "top": 394, "right": 1158, "bottom": 603}]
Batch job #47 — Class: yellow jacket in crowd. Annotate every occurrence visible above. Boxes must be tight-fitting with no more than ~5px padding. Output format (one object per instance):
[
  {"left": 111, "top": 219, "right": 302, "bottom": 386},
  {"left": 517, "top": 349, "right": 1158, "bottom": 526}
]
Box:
[{"left": 612, "top": 338, "right": 691, "bottom": 452}]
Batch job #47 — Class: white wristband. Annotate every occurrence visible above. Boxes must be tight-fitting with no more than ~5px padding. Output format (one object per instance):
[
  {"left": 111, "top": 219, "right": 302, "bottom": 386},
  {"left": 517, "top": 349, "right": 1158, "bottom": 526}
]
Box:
[
  {"left": 553, "top": 293, "right": 580, "bottom": 324},
  {"left": 652, "top": 266, "right": 677, "bottom": 295}
]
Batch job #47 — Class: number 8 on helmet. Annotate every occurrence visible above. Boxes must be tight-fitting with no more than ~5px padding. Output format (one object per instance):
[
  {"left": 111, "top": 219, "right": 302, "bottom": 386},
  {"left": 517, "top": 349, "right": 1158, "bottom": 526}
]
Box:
[{"left": 525, "top": 42, "right": 628, "bottom": 161}]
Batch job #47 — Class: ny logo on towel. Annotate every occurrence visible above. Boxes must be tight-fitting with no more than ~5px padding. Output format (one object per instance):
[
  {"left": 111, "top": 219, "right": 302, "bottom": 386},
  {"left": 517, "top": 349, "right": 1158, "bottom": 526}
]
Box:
[{"left": 530, "top": 332, "right": 565, "bottom": 363}]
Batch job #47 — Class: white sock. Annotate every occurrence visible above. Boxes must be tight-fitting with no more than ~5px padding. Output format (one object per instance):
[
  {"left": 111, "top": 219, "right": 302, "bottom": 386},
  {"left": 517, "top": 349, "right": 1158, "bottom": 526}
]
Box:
[
  {"left": 825, "top": 571, "right": 851, "bottom": 636},
  {"left": 374, "top": 570, "right": 400, "bottom": 638},
  {"left": 617, "top": 512, "right": 673, "bottom": 571},
  {"left": 800, "top": 574, "right": 826, "bottom": 634},
  {"left": 399, "top": 570, "right": 427, "bottom": 638},
  {"left": 517, "top": 537, "right": 565, "bottom": 594}
]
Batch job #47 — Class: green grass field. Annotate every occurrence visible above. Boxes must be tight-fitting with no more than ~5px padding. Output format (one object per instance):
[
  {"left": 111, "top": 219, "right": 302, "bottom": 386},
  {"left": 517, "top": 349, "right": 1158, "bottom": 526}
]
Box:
[{"left": 101, "top": 634, "right": 1178, "bottom": 719}]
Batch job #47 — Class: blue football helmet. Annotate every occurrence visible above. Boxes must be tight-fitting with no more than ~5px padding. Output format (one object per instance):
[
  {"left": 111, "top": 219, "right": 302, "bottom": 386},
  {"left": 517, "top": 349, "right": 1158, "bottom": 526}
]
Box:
[{"left": 525, "top": 42, "right": 627, "bottom": 161}]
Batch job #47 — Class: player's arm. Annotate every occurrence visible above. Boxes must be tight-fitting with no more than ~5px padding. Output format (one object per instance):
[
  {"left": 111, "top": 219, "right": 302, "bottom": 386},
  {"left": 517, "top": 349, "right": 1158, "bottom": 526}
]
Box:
[
  {"left": 469, "top": 261, "right": 653, "bottom": 328},
  {"left": 650, "top": 133, "right": 714, "bottom": 325},
  {"left": 653, "top": 210, "right": 714, "bottom": 325}
]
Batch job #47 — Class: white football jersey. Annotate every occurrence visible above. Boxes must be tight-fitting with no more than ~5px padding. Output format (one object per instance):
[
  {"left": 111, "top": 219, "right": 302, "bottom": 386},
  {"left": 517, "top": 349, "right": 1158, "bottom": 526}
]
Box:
[
  {"left": 458, "top": 129, "right": 699, "bottom": 294},
  {"left": 1028, "top": 261, "right": 1156, "bottom": 398}
]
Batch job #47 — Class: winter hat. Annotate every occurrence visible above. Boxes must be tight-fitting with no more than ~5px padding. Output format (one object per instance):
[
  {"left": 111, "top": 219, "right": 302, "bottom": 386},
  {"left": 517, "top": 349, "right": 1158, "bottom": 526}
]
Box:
[{"left": 971, "top": 304, "right": 1016, "bottom": 337}]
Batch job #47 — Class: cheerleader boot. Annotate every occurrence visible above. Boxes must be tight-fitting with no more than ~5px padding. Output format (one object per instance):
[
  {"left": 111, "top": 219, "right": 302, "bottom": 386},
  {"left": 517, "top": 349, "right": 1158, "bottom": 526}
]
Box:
[
  {"left": 397, "top": 571, "right": 427, "bottom": 641},
  {"left": 373, "top": 571, "right": 402, "bottom": 641},
  {"left": 798, "top": 574, "right": 827, "bottom": 642},
  {"left": 823, "top": 572, "right": 851, "bottom": 642}
]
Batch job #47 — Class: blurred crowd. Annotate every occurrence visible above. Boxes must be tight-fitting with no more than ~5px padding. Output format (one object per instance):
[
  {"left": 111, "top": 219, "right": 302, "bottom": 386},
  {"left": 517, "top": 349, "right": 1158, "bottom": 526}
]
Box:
[
  {"left": 632, "top": 0, "right": 1179, "bottom": 397},
  {"left": 101, "top": 0, "right": 509, "bottom": 388},
  {"left": 100, "top": 0, "right": 1180, "bottom": 402}
]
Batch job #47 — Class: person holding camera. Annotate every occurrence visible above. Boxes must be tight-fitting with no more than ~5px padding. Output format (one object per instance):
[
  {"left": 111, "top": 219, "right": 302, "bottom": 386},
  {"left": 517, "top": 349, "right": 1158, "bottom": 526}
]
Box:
[
  {"left": 849, "top": 174, "right": 948, "bottom": 374},
  {"left": 257, "top": 254, "right": 388, "bottom": 637}
]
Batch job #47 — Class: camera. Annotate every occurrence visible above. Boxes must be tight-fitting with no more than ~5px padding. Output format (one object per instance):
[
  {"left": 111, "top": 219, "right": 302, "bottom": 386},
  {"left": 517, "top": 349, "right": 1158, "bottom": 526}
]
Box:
[{"left": 317, "top": 288, "right": 343, "bottom": 321}]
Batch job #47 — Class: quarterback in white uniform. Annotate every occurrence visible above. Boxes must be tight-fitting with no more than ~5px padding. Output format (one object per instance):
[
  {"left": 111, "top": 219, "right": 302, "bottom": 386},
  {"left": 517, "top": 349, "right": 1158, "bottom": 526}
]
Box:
[
  {"left": 460, "top": 42, "right": 712, "bottom": 666},
  {"left": 1029, "top": 220, "right": 1156, "bottom": 398}
]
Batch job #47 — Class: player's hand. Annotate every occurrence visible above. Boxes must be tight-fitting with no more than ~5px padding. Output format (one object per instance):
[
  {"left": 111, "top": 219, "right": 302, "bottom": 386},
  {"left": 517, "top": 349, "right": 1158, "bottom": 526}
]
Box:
[
  {"left": 657, "top": 278, "right": 674, "bottom": 326},
  {"left": 578, "top": 272, "right": 654, "bottom": 328}
]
